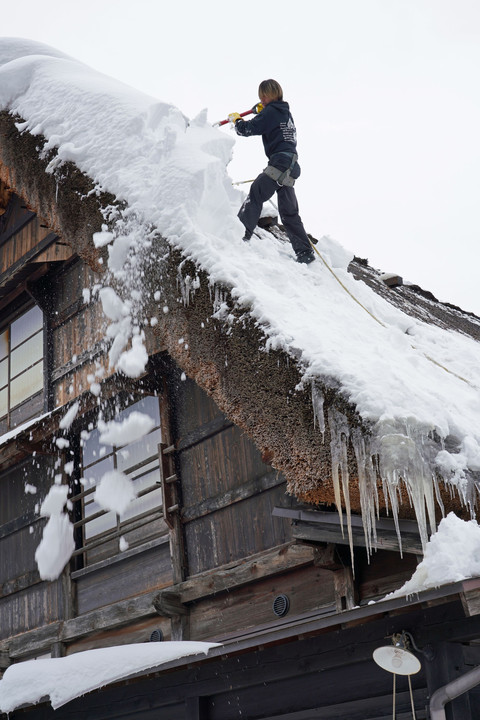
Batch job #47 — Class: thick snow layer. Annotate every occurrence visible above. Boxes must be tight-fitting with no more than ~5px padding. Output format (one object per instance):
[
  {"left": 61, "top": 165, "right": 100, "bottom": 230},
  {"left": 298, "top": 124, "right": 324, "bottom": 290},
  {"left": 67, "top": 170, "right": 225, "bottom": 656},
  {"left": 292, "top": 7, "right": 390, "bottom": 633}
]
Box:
[
  {"left": 34, "top": 485, "right": 75, "bottom": 581},
  {"left": 386, "top": 513, "right": 480, "bottom": 599},
  {"left": 0, "top": 641, "right": 218, "bottom": 712},
  {"left": 2, "top": 38, "right": 480, "bottom": 555}
]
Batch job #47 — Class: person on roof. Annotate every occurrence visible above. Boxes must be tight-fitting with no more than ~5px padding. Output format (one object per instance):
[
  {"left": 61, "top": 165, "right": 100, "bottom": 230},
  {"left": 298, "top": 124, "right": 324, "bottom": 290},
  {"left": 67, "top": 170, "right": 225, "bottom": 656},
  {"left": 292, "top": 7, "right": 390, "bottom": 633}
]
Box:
[{"left": 229, "top": 79, "right": 315, "bottom": 264}]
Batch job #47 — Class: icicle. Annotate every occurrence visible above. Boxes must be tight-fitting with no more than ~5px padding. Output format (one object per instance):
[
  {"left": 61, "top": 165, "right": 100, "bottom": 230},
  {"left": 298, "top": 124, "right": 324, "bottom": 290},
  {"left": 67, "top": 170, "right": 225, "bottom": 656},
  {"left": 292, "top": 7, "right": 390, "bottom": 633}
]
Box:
[
  {"left": 327, "top": 408, "right": 354, "bottom": 567},
  {"left": 373, "top": 419, "right": 440, "bottom": 552},
  {"left": 311, "top": 383, "right": 325, "bottom": 441},
  {"left": 351, "top": 429, "right": 379, "bottom": 558},
  {"left": 176, "top": 271, "right": 201, "bottom": 307}
]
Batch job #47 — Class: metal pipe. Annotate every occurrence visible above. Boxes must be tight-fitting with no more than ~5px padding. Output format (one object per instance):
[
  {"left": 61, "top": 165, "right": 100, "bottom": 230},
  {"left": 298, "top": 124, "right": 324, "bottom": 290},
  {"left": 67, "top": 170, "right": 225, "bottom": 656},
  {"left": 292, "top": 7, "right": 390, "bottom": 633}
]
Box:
[{"left": 430, "top": 664, "right": 480, "bottom": 720}]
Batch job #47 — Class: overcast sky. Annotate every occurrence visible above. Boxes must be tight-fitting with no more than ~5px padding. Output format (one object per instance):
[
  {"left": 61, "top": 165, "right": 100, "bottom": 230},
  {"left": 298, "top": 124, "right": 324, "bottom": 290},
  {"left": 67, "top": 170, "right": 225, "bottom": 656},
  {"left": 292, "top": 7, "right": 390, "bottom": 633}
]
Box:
[{"left": 3, "top": 0, "right": 480, "bottom": 314}]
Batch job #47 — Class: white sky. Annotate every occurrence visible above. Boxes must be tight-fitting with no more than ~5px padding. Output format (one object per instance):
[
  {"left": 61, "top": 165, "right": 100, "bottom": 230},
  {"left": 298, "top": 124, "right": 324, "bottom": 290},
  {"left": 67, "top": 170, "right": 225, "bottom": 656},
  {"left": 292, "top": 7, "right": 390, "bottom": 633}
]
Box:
[{"left": 3, "top": 0, "right": 480, "bottom": 313}]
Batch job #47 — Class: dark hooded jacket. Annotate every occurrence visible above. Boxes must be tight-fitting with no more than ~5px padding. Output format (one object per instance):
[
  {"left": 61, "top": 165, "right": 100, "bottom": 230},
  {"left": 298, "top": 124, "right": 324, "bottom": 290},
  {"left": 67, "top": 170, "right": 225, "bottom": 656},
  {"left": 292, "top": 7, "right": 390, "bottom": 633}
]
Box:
[{"left": 234, "top": 100, "right": 300, "bottom": 174}]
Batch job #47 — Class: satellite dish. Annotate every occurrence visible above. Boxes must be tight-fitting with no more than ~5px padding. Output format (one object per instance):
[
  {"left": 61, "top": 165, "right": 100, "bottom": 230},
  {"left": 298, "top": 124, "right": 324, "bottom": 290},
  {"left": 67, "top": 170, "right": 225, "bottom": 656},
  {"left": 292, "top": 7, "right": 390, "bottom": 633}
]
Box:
[{"left": 373, "top": 645, "right": 421, "bottom": 675}]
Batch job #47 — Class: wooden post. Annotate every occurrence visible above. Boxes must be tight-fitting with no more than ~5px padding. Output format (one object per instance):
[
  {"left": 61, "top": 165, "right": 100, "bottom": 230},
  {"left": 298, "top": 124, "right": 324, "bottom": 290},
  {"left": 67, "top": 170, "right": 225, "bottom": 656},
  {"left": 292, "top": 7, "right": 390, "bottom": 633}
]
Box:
[
  {"left": 333, "top": 566, "right": 357, "bottom": 612},
  {"left": 50, "top": 642, "right": 65, "bottom": 658},
  {"left": 185, "top": 696, "right": 208, "bottom": 720}
]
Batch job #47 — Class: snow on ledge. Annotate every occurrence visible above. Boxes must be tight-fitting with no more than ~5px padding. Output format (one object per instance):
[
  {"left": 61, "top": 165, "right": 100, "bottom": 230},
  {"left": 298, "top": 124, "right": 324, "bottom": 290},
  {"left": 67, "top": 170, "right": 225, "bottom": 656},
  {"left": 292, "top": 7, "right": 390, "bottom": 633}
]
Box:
[
  {"left": 384, "top": 512, "right": 480, "bottom": 599},
  {"left": 0, "top": 411, "right": 52, "bottom": 448},
  {"left": 0, "top": 641, "right": 219, "bottom": 712}
]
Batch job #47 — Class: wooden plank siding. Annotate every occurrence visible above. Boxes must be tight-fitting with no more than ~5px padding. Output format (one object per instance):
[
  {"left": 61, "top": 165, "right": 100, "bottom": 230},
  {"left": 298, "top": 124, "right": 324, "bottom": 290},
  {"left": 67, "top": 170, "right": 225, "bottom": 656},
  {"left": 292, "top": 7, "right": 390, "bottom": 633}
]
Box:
[
  {"left": 0, "top": 217, "right": 51, "bottom": 270},
  {"left": 0, "top": 580, "right": 65, "bottom": 639},
  {"left": 0, "top": 454, "right": 68, "bottom": 641},
  {"left": 190, "top": 564, "right": 337, "bottom": 641},
  {"left": 170, "top": 377, "right": 293, "bottom": 576},
  {"left": 0, "top": 194, "right": 39, "bottom": 266},
  {"left": 74, "top": 541, "right": 173, "bottom": 615},
  {"left": 185, "top": 485, "right": 292, "bottom": 575}
]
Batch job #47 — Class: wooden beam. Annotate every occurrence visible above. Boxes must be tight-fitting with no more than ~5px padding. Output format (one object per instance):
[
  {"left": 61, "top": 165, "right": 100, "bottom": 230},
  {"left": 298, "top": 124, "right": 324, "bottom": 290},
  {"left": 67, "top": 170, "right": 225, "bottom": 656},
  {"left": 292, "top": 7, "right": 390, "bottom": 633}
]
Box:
[
  {"left": 333, "top": 567, "right": 357, "bottom": 612},
  {"left": 3, "top": 622, "right": 62, "bottom": 660},
  {"left": 273, "top": 507, "right": 423, "bottom": 555},
  {"left": 35, "top": 241, "right": 73, "bottom": 263},
  {"left": 173, "top": 542, "right": 316, "bottom": 604},
  {"left": 0, "top": 232, "right": 58, "bottom": 294},
  {"left": 312, "top": 543, "right": 344, "bottom": 571},
  {"left": 460, "top": 578, "right": 480, "bottom": 617},
  {"left": 182, "top": 471, "right": 285, "bottom": 522},
  {"left": 153, "top": 591, "right": 188, "bottom": 617}
]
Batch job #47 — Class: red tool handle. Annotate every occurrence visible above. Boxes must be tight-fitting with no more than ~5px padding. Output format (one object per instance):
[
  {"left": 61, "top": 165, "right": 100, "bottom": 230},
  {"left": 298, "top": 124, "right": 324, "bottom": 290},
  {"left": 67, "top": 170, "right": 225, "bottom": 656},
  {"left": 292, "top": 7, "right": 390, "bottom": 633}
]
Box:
[{"left": 214, "top": 109, "right": 254, "bottom": 127}]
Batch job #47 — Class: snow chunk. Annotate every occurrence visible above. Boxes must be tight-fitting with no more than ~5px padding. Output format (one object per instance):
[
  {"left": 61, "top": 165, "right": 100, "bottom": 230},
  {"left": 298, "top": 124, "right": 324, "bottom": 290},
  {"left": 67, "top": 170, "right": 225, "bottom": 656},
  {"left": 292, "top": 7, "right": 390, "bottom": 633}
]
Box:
[
  {"left": 0, "top": 641, "right": 219, "bottom": 712},
  {"left": 98, "top": 410, "right": 155, "bottom": 446},
  {"left": 116, "top": 333, "right": 148, "bottom": 378},
  {"left": 35, "top": 485, "right": 74, "bottom": 581},
  {"left": 94, "top": 470, "right": 136, "bottom": 516},
  {"left": 93, "top": 230, "right": 114, "bottom": 248},
  {"left": 39, "top": 484, "right": 69, "bottom": 517},
  {"left": 385, "top": 513, "right": 480, "bottom": 599},
  {"left": 99, "top": 287, "right": 126, "bottom": 322},
  {"left": 55, "top": 438, "right": 70, "bottom": 449}
]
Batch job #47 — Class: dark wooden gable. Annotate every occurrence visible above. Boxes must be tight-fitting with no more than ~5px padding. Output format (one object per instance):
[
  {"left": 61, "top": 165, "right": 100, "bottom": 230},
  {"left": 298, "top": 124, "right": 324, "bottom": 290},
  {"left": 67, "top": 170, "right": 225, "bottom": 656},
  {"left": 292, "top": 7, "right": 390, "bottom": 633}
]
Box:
[{"left": 0, "top": 192, "right": 73, "bottom": 305}]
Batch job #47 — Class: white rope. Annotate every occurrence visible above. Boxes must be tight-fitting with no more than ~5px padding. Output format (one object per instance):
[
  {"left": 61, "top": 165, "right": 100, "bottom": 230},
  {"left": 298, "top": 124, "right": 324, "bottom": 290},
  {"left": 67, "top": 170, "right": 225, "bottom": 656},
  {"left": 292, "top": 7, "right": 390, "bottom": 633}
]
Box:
[
  {"left": 408, "top": 674, "right": 417, "bottom": 720},
  {"left": 393, "top": 673, "right": 396, "bottom": 720},
  {"left": 232, "top": 182, "right": 477, "bottom": 391},
  {"left": 310, "top": 241, "right": 479, "bottom": 390}
]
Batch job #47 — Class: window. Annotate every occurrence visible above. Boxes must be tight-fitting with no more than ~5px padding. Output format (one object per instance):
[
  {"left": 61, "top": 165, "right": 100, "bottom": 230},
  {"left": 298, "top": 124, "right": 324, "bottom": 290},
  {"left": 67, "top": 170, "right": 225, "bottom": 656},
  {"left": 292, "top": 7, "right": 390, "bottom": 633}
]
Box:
[
  {"left": 72, "top": 395, "right": 167, "bottom": 567},
  {"left": 0, "top": 304, "right": 44, "bottom": 433}
]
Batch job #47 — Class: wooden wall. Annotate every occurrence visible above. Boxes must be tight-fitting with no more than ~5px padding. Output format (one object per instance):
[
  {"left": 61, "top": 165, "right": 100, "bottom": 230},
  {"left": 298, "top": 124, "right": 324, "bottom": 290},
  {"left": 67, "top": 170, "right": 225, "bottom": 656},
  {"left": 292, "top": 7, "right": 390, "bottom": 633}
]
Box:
[
  {"left": 74, "top": 542, "right": 173, "bottom": 615},
  {"left": 170, "top": 376, "right": 293, "bottom": 577},
  {"left": 0, "top": 456, "right": 67, "bottom": 640},
  {"left": 0, "top": 195, "right": 43, "bottom": 273},
  {"left": 44, "top": 257, "right": 109, "bottom": 407}
]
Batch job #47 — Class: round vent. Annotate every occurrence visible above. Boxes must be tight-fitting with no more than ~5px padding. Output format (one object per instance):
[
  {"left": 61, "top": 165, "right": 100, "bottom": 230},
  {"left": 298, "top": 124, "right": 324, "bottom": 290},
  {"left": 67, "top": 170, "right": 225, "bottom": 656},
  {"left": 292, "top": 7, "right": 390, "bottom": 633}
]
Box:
[
  {"left": 150, "top": 629, "right": 164, "bottom": 642},
  {"left": 272, "top": 594, "right": 290, "bottom": 617}
]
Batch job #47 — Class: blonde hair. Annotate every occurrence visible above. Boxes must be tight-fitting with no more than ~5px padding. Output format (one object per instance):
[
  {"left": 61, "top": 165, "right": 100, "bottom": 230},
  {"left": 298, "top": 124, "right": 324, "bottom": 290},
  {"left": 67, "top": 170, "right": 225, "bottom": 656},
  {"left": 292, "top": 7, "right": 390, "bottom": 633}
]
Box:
[{"left": 258, "top": 79, "right": 283, "bottom": 101}]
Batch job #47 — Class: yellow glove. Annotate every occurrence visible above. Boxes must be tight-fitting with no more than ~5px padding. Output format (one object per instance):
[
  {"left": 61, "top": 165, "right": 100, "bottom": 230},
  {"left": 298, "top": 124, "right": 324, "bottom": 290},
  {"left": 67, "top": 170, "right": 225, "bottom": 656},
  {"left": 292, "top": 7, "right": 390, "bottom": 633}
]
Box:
[
  {"left": 252, "top": 102, "right": 263, "bottom": 114},
  {"left": 228, "top": 112, "right": 242, "bottom": 124}
]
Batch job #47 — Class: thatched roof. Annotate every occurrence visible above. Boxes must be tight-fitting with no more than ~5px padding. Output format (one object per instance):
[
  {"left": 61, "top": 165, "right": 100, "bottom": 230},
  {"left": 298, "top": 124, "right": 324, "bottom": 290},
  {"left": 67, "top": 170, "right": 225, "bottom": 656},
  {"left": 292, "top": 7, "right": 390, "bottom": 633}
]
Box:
[{"left": 2, "top": 40, "right": 480, "bottom": 553}]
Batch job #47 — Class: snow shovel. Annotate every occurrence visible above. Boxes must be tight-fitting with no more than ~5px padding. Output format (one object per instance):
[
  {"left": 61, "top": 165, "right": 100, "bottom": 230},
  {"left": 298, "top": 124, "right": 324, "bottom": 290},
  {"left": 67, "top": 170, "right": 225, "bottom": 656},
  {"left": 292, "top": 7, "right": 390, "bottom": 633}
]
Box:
[{"left": 213, "top": 109, "right": 254, "bottom": 127}]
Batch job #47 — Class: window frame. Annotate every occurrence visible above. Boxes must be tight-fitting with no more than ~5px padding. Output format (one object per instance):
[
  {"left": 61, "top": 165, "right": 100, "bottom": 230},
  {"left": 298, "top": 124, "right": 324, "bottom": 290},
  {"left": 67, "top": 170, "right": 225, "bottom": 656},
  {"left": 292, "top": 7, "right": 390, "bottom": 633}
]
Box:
[
  {"left": 0, "top": 298, "right": 47, "bottom": 434},
  {"left": 70, "top": 393, "right": 168, "bottom": 570}
]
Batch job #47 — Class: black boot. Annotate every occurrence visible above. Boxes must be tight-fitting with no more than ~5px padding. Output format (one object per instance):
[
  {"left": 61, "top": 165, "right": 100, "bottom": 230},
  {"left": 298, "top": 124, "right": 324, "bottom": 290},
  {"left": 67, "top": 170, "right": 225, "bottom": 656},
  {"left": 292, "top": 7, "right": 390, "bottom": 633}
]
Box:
[
  {"left": 243, "top": 229, "right": 253, "bottom": 242},
  {"left": 296, "top": 249, "right": 315, "bottom": 264}
]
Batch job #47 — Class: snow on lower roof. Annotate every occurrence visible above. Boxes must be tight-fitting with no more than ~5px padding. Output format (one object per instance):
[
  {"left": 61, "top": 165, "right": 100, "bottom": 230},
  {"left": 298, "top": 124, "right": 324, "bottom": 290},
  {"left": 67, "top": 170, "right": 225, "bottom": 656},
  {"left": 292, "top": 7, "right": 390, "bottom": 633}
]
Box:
[
  {"left": 385, "top": 512, "right": 480, "bottom": 599},
  {"left": 0, "top": 641, "right": 218, "bottom": 712},
  {"left": 0, "top": 410, "right": 52, "bottom": 448},
  {"left": 1, "top": 38, "right": 480, "bottom": 550}
]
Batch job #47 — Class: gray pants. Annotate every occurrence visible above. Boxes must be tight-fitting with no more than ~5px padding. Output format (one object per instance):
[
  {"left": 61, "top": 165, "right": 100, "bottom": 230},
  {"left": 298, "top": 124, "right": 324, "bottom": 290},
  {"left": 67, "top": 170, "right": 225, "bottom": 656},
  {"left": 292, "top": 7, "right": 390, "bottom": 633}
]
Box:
[{"left": 238, "top": 172, "right": 311, "bottom": 255}]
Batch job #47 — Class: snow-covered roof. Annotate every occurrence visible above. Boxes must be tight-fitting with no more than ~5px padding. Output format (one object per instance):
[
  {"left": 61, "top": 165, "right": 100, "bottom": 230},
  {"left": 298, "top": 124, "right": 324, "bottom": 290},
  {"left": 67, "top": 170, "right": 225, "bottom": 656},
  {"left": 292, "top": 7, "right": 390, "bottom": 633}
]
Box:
[
  {"left": 1, "top": 37, "right": 480, "bottom": 554},
  {"left": 0, "top": 641, "right": 218, "bottom": 712}
]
